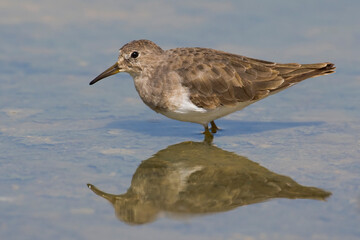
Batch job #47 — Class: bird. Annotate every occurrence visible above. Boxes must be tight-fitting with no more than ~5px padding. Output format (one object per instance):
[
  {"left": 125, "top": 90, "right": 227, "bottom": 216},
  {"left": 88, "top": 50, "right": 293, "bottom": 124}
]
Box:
[{"left": 90, "top": 39, "right": 335, "bottom": 136}]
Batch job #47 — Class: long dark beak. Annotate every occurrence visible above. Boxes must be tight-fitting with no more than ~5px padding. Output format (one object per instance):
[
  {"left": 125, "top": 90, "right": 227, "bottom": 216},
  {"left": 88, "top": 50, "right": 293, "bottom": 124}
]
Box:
[{"left": 89, "top": 63, "right": 120, "bottom": 85}]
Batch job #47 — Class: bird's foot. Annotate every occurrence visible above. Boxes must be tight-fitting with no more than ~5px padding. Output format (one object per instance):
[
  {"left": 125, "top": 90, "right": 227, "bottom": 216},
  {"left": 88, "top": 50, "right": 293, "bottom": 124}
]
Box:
[{"left": 210, "top": 121, "right": 220, "bottom": 133}]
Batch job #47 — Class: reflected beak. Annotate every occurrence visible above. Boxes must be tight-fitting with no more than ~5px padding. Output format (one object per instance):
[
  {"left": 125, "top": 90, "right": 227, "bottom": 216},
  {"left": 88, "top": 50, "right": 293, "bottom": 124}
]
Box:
[
  {"left": 89, "top": 63, "right": 120, "bottom": 85},
  {"left": 87, "top": 184, "right": 117, "bottom": 204}
]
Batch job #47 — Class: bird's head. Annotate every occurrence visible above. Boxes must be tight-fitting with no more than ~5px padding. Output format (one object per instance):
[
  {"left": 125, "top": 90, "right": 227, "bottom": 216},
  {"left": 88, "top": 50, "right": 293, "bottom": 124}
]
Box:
[{"left": 89, "top": 39, "right": 164, "bottom": 85}]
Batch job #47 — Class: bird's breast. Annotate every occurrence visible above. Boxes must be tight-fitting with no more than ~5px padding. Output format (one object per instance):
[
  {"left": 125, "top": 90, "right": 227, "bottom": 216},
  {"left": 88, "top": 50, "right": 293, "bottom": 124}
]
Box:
[{"left": 133, "top": 70, "right": 194, "bottom": 111}]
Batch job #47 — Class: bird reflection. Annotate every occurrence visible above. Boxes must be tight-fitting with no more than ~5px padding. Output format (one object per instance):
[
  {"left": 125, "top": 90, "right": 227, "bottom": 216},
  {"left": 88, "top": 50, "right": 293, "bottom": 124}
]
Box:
[{"left": 88, "top": 141, "right": 331, "bottom": 225}]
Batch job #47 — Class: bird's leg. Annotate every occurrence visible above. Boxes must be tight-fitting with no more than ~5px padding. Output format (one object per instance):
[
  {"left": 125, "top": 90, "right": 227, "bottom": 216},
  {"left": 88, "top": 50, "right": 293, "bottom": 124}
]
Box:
[
  {"left": 203, "top": 125, "right": 210, "bottom": 134},
  {"left": 203, "top": 125, "right": 214, "bottom": 144},
  {"left": 210, "top": 121, "right": 219, "bottom": 133}
]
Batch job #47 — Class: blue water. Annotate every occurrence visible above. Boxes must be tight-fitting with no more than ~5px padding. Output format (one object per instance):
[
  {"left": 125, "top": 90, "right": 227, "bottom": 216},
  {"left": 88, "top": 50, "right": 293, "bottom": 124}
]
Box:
[{"left": 1, "top": 1, "right": 359, "bottom": 239}]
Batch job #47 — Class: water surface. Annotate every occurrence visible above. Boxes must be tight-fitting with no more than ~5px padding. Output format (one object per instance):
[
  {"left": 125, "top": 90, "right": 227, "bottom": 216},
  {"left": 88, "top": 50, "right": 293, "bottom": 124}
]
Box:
[{"left": 0, "top": 1, "right": 359, "bottom": 239}]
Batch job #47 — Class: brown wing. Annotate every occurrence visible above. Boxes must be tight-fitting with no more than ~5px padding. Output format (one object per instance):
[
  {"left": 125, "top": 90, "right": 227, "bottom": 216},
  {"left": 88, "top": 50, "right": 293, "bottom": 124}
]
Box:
[{"left": 173, "top": 48, "right": 335, "bottom": 110}]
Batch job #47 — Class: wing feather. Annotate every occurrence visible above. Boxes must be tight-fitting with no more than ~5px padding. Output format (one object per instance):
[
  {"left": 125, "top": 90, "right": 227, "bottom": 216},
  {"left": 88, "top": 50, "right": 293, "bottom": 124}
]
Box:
[{"left": 169, "top": 48, "right": 335, "bottom": 109}]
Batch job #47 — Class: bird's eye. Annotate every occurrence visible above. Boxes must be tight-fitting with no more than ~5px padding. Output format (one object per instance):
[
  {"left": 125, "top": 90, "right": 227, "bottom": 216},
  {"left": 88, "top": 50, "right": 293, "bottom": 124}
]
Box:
[{"left": 131, "top": 51, "right": 139, "bottom": 58}]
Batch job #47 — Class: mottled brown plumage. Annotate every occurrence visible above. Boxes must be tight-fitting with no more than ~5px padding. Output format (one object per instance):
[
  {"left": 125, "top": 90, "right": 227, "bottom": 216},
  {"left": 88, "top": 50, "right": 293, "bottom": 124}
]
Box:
[
  {"left": 90, "top": 39, "right": 335, "bottom": 135},
  {"left": 166, "top": 48, "right": 334, "bottom": 109}
]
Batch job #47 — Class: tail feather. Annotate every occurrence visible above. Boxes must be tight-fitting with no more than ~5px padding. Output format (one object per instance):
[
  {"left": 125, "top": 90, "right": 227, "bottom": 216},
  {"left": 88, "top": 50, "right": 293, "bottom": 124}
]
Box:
[{"left": 274, "top": 62, "right": 335, "bottom": 91}]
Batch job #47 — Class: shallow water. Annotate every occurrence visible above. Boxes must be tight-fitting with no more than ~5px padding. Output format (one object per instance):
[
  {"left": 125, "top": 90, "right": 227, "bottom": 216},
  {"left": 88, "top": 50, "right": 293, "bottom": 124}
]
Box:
[{"left": 1, "top": 1, "right": 360, "bottom": 239}]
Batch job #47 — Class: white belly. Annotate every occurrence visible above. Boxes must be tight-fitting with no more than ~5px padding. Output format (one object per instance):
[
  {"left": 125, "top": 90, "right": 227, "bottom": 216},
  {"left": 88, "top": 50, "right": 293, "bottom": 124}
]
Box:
[{"left": 160, "top": 101, "right": 253, "bottom": 126}]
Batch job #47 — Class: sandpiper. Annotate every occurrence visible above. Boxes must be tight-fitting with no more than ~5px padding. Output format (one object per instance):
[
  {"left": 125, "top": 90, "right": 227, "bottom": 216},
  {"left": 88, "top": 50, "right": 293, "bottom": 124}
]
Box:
[{"left": 90, "top": 39, "right": 335, "bottom": 136}]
